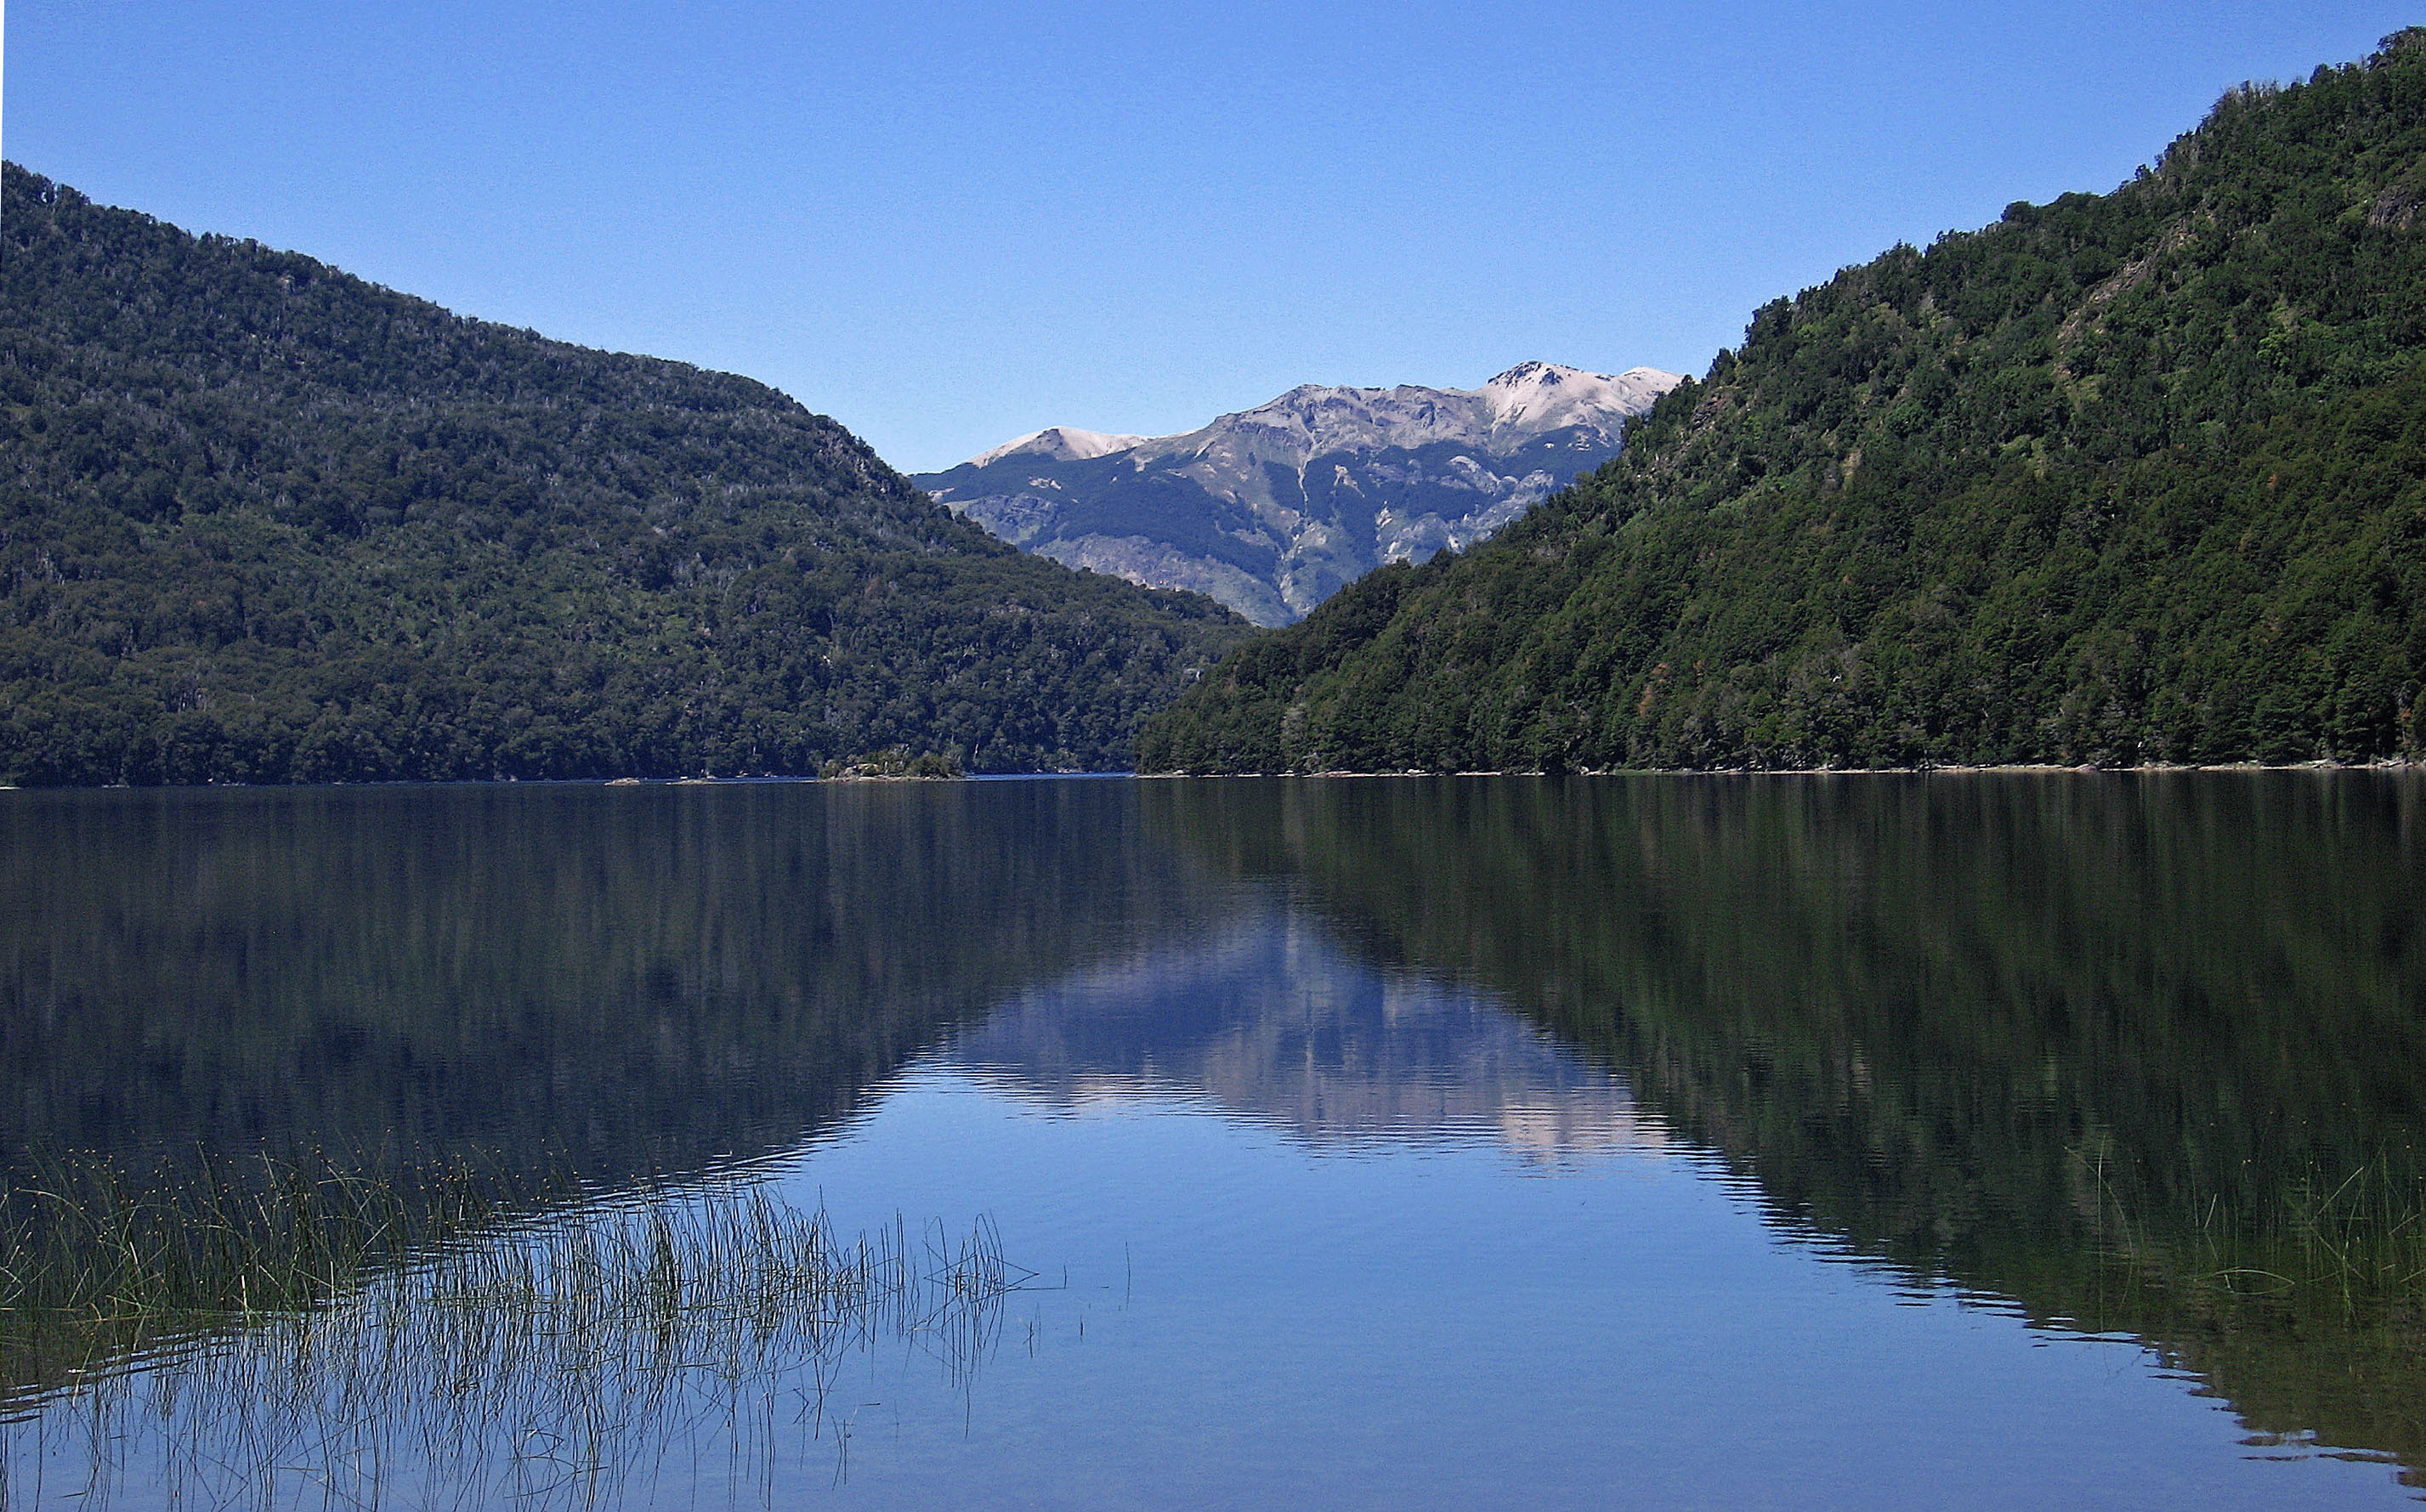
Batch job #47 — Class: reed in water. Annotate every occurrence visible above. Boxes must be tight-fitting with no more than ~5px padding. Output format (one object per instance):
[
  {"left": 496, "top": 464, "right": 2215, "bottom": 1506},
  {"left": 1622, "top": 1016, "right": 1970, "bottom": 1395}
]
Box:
[{"left": 1, "top": 1147, "right": 1026, "bottom": 1509}]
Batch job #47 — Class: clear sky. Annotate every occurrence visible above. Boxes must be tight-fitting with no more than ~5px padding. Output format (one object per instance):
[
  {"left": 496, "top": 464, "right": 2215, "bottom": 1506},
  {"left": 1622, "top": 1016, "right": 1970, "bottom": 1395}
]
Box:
[{"left": 8, "top": 3, "right": 2419, "bottom": 472}]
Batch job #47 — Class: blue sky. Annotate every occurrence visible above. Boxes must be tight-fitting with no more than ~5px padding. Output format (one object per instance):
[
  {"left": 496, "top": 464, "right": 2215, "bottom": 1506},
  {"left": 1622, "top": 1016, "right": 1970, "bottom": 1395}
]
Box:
[{"left": 9, "top": 3, "right": 2419, "bottom": 472}]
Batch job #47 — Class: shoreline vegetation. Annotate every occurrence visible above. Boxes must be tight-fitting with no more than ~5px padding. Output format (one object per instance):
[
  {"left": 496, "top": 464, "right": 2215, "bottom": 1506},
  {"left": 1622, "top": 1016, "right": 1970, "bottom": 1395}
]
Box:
[
  {"left": 4, "top": 760, "right": 2416, "bottom": 792},
  {"left": 1, "top": 1145, "right": 1026, "bottom": 1507},
  {"left": 1139, "top": 760, "right": 2422, "bottom": 778},
  {"left": 819, "top": 747, "right": 967, "bottom": 780}
]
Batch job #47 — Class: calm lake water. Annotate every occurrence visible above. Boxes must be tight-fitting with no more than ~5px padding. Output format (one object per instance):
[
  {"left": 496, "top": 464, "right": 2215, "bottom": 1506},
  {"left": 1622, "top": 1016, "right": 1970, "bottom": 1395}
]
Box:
[{"left": 3, "top": 773, "right": 2422, "bottom": 1509}]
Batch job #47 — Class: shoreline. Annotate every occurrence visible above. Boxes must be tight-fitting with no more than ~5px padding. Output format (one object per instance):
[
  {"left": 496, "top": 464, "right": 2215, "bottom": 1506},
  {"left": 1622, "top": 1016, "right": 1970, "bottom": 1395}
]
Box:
[
  {"left": 3, "top": 760, "right": 2419, "bottom": 794},
  {"left": 1137, "top": 758, "right": 2423, "bottom": 779}
]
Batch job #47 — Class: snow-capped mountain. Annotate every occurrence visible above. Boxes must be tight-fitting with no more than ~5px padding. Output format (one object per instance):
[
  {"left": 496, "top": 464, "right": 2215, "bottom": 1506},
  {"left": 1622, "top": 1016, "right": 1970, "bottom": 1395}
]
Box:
[
  {"left": 1131, "top": 361, "right": 1678, "bottom": 467},
  {"left": 964, "top": 426, "right": 1150, "bottom": 467},
  {"left": 915, "top": 363, "right": 1685, "bottom": 626}
]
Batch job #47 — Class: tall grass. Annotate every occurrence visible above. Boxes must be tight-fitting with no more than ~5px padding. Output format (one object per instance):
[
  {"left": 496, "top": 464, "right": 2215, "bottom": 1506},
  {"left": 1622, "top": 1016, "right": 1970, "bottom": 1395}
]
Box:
[
  {"left": 1, "top": 1151, "right": 1027, "bottom": 1509},
  {"left": 2, "top": 1146, "right": 533, "bottom": 1305},
  {"left": 2060, "top": 1145, "right": 2426, "bottom": 1485},
  {"left": 0, "top": 1145, "right": 549, "bottom": 1403},
  {"left": 2076, "top": 1144, "right": 2426, "bottom": 1322}
]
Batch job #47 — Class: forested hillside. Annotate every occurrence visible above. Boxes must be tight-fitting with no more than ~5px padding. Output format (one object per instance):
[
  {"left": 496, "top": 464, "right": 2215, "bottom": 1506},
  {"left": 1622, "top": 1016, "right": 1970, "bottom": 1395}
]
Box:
[
  {"left": 1141, "top": 32, "right": 2426, "bottom": 773},
  {"left": 0, "top": 166, "right": 1246, "bottom": 784}
]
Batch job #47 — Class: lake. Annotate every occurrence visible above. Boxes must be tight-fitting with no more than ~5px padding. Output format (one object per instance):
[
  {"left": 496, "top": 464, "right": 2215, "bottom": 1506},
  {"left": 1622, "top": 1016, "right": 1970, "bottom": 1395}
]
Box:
[{"left": 3, "top": 773, "right": 2421, "bottom": 1509}]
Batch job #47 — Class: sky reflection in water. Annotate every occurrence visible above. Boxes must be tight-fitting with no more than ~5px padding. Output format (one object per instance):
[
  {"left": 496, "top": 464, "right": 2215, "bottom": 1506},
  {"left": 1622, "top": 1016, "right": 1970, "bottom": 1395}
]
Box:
[
  {"left": 775, "top": 898, "right": 2410, "bottom": 1510},
  {"left": 2, "top": 774, "right": 2418, "bottom": 1508}
]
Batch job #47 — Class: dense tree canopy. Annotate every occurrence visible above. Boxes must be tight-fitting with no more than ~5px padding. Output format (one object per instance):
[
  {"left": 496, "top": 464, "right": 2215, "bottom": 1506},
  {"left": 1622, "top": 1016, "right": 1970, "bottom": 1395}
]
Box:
[
  {"left": 1142, "top": 33, "right": 2426, "bottom": 773},
  {"left": 0, "top": 165, "right": 1247, "bottom": 784}
]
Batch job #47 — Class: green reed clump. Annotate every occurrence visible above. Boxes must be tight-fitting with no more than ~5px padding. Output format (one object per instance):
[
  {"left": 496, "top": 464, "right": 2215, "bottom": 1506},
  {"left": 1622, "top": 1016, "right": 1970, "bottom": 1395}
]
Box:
[
  {"left": 2054, "top": 1142, "right": 2426, "bottom": 1480},
  {"left": 0, "top": 1144, "right": 539, "bottom": 1356},
  {"left": 7, "top": 1178, "right": 1024, "bottom": 1510},
  {"left": 2077, "top": 1144, "right": 2426, "bottom": 1322}
]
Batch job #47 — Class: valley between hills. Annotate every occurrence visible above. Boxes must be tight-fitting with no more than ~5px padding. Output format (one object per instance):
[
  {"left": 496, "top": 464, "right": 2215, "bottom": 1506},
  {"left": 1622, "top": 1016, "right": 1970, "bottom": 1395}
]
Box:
[{"left": 5, "top": 30, "right": 2425, "bottom": 783}]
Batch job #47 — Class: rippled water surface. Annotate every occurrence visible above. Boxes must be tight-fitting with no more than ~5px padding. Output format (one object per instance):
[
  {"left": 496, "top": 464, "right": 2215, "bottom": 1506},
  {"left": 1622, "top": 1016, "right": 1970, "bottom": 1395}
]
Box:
[{"left": 3, "top": 773, "right": 2421, "bottom": 1508}]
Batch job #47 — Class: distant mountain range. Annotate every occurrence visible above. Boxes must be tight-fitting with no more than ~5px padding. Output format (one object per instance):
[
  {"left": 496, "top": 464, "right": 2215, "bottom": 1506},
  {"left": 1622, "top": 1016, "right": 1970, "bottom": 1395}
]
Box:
[{"left": 915, "top": 362, "right": 1683, "bottom": 625}]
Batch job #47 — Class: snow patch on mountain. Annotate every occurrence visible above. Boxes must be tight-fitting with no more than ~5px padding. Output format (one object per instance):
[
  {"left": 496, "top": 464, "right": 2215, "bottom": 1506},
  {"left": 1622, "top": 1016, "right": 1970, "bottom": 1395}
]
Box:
[
  {"left": 962, "top": 426, "right": 1148, "bottom": 468},
  {"left": 1478, "top": 362, "right": 1684, "bottom": 444}
]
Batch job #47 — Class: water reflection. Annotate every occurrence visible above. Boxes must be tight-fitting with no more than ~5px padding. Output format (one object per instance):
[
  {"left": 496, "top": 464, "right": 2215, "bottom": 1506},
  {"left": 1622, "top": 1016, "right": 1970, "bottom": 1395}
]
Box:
[
  {"left": 0, "top": 773, "right": 2420, "bottom": 1505},
  {"left": 0, "top": 779, "right": 1233, "bottom": 1406},
  {"left": 1143, "top": 771, "right": 2426, "bottom": 1485},
  {"left": 0, "top": 780, "right": 1230, "bottom": 1191},
  {"left": 948, "top": 909, "right": 1669, "bottom": 1169}
]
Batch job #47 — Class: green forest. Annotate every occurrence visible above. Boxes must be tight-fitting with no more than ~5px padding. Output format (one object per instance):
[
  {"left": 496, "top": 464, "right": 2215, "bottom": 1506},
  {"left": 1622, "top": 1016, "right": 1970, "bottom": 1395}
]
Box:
[
  {"left": 0, "top": 165, "right": 1247, "bottom": 784},
  {"left": 1142, "top": 31, "right": 2426, "bottom": 773}
]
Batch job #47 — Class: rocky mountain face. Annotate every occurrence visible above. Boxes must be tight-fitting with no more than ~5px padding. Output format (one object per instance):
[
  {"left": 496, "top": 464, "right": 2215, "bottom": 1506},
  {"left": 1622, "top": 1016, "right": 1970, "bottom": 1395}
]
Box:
[{"left": 915, "top": 363, "right": 1683, "bottom": 625}]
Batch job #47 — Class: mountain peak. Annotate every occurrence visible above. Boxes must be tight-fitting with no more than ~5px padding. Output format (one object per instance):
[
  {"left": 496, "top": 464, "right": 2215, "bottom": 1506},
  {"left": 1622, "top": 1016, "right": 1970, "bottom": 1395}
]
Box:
[
  {"left": 915, "top": 361, "right": 1680, "bottom": 625},
  {"left": 962, "top": 426, "right": 1147, "bottom": 468},
  {"left": 1479, "top": 363, "right": 1687, "bottom": 439},
  {"left": 952, "top": 364, "right": 1688, "bottom": 479},
  {"left": 1486, "top": 360, "right": 1568, "bottom": 386}
]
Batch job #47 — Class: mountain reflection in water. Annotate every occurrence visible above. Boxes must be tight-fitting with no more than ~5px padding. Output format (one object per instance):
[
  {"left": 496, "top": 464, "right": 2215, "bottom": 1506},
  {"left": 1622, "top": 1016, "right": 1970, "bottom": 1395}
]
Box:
[
  {"left": 946, "top": 910, "right": 1670, "bottom": 1169},
  {"left": 1143, "top": 772, "right": 2426, "bottom": 1487},
  {"left": 0, "top": 780, "right": 1230, "bottom": 1193},
  {"left": 0, "top": 773, "right": 2420, "bottom": 1506}
]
